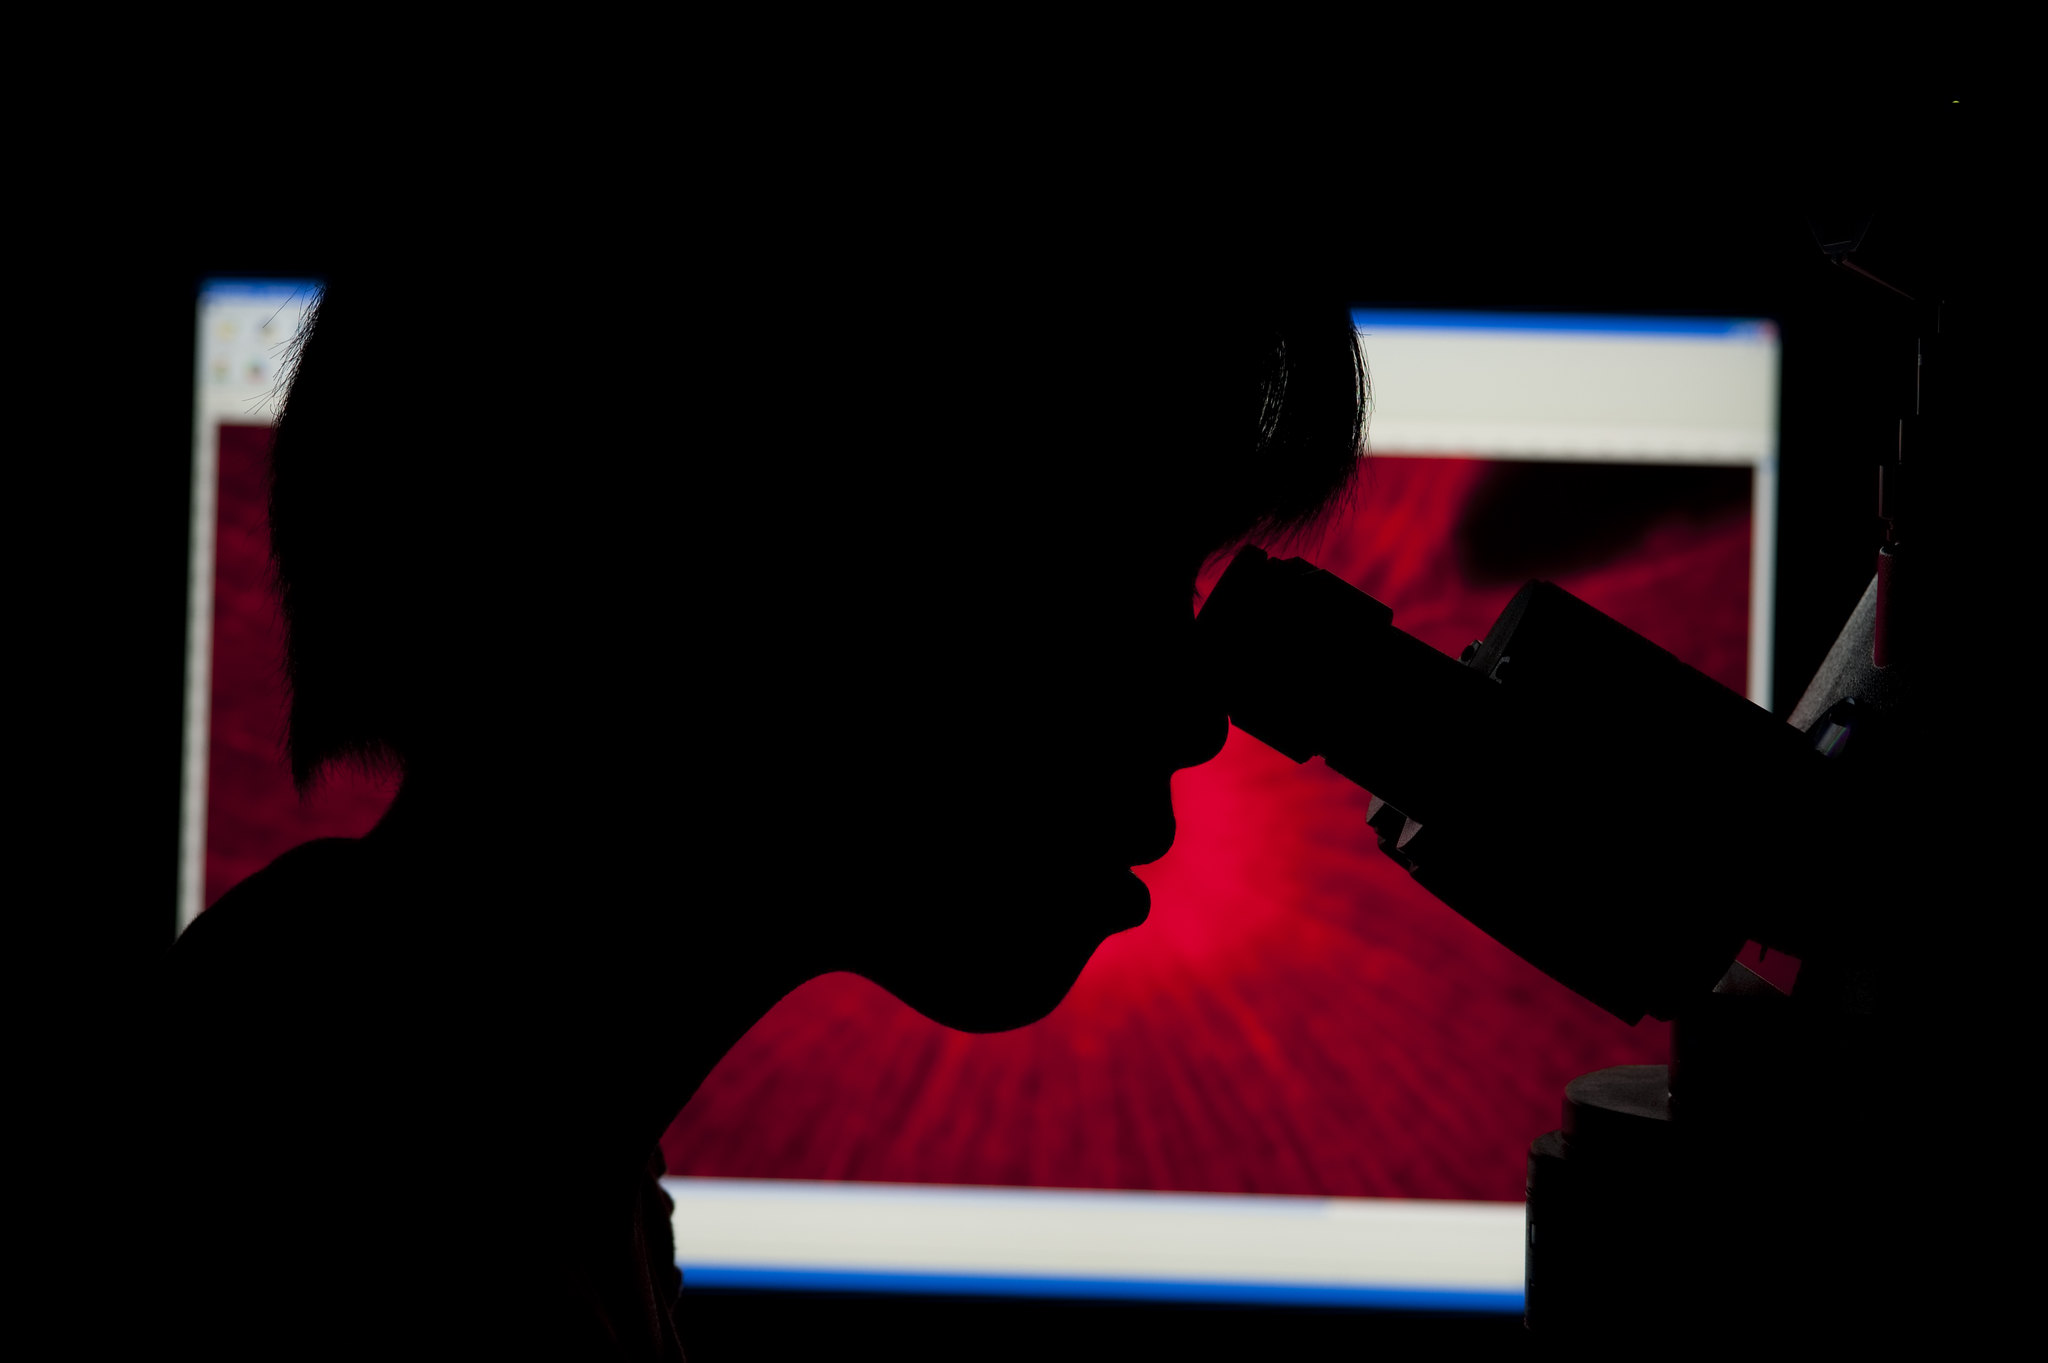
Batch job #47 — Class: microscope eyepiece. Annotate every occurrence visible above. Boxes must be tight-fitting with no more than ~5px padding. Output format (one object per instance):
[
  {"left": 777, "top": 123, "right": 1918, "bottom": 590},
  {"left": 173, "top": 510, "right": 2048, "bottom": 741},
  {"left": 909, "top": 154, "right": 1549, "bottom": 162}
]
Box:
[{"left": 1198, "top": 546, "right": 1502, "bottom": 831}]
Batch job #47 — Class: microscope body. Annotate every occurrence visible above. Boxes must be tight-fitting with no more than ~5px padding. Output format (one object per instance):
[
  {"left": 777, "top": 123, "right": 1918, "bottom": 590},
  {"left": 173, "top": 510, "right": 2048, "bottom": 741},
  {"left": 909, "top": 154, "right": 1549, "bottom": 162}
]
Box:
[
  {"left": 1203, "top": 550, "right": 1878, "bottom": 1024},
  {"left": 1199, "top": 547, "right": 1911, "bottom": 1343}
]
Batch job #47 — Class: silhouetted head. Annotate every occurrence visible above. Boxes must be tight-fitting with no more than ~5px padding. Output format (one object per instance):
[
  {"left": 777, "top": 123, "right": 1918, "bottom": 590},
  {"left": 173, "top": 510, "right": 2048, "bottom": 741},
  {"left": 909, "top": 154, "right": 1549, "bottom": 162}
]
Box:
[{"left": 267, "top": 219, "right": 1366, "bottom": 1032}]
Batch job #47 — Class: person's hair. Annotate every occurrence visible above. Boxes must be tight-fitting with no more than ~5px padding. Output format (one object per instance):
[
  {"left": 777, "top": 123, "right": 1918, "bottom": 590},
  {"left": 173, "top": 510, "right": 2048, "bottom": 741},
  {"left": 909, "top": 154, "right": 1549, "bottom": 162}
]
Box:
[{"left": 267, "top": 265, "right": 1368, "bottom": 795}]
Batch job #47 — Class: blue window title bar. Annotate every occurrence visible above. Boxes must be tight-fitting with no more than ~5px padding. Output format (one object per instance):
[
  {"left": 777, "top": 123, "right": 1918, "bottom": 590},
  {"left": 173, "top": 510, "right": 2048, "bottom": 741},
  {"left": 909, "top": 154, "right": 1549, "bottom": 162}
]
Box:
[
  {"left": 1352, "top": 309, "right": 1772, "bottom": 340},
  {"left": 201, "top": 278, "right": 324, "bottom": 305}
]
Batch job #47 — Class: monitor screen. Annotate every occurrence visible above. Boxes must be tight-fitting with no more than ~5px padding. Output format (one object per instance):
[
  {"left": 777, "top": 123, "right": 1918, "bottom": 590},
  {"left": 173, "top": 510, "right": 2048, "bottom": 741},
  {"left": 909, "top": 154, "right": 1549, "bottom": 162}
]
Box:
[{"left": 182, "top": 287, "right": 1778, "bottom": 1313}]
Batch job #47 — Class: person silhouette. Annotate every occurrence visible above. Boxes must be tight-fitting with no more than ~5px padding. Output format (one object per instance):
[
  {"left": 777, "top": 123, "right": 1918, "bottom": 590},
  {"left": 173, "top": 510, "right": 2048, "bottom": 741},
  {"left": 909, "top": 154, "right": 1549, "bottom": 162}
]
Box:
[{"left": 153, "top": 228, "right": 1369, "bottom": 1357}]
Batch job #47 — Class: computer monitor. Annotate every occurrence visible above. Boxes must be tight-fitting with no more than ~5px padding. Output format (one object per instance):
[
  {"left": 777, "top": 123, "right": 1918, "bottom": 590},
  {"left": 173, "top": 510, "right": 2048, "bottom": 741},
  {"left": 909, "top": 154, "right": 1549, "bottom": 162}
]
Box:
[{"left": 181, "top": 286, "right": 1779, "bottom": 1314}]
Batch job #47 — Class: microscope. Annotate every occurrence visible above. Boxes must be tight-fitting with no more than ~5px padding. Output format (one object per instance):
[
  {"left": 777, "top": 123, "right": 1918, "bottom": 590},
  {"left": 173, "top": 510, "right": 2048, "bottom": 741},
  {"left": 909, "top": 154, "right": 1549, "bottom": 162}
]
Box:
[{"left": 1197, "top": 223, "right": 1947, "bottom": 1345}]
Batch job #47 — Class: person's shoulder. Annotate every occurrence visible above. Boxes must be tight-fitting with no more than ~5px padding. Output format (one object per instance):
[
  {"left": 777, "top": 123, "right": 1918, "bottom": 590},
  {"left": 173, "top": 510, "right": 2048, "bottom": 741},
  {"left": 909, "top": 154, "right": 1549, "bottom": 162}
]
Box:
[
  {"left": 158, "top": 838, "right": 389, "bottom": 1130},
  {"left": 171, "top": 838, "right": 370, "bottom": 982}
]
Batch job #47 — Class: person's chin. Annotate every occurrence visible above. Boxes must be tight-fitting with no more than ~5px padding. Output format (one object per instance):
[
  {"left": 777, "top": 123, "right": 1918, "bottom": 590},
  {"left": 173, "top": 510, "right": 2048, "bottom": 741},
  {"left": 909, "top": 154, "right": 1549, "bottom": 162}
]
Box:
[{"left": 870, "top": 869, "right": 1150, "bottom": 1034}]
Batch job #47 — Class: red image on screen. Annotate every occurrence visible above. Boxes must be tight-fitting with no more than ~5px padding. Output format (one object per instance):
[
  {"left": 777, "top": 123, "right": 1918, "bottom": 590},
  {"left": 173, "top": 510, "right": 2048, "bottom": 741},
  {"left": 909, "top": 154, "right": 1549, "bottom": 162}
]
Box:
[{"left": 203, "top": 424, "right": 1752, "bottom": 1204}]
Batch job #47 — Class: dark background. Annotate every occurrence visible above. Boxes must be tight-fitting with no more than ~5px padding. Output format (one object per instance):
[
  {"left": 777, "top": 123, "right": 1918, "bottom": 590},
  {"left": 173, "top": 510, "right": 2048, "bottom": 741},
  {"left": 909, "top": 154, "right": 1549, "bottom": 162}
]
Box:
[{"left": 53, "top": 103, "right": 1990, "bottom": 1357}]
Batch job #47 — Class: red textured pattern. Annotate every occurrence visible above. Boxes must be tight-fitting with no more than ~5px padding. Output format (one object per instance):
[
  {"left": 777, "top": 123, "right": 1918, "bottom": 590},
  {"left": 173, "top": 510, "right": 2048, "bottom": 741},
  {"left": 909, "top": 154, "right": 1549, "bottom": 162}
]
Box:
[
  {"left": 664, "top": 456, "right": 1753, "bottom": 1200},
  {"left": 203, "top": 423, "right": 394, "bottom": 909},
  {"left": 202, "top": 433, "right": 1752, "bottom": 1203}
]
